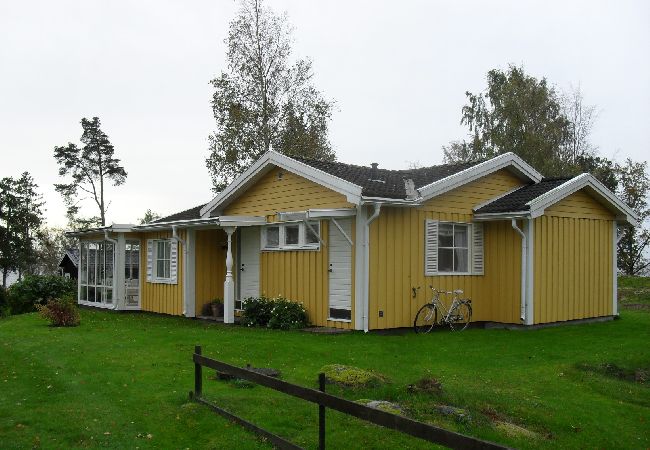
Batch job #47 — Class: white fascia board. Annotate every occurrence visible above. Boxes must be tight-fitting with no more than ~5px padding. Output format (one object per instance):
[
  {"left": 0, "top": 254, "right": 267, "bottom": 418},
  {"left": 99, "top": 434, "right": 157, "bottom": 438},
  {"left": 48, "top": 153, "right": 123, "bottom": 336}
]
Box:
[
  {"left": 418, "top": 153, "right": 543, "bottom": 202},
  {"left": 218, "top": 215, "right": 267, "bottom": 226},
  {"left": 307, "top": 208, "right": 357, "bottom": 218},
  {"left": 360, "top": 196, "right": 420, "bottom": 206},
  {"left": 66, "top": 224, "right": 136, "bottom": 237},
  {"left": 527, "top": 173, "right": 640, "bottom": 226},
  {"left": 473, "top": 211, "right": 530, "bottom": 221},
  {"left": 200, "top": 151, "right": 364, "bottom": 217},
  {"left": 133, "top": 217, "right": 220, "bottom": 231}
]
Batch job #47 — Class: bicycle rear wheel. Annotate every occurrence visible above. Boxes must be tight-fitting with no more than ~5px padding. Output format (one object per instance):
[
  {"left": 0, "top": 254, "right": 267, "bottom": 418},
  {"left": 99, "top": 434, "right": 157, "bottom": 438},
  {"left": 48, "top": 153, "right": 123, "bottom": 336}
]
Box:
[
  {"left": 448, "top": 301, "right": 472, "bottom": 331},
  {"left": 414, "top": 304, "right": 438, "bottom": 334}
]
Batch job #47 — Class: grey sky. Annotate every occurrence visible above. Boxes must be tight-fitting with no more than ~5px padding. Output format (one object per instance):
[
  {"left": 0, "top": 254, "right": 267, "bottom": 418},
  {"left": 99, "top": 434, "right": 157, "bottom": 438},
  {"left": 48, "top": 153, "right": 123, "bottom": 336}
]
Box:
[{"left": 1, "top": 0, "right": 648, "bottom": 227}]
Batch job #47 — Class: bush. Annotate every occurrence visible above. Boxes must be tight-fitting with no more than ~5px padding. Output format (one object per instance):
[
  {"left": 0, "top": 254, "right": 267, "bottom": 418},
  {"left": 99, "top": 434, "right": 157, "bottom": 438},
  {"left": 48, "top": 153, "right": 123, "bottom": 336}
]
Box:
[
  {"left": 36, "top": 296, "right": 80, "bottom": 327},
  {"left": 8, "top": 275, "right": 77, "bottom": 315},
  {"left": 0, "top": 287, "right": 9, "bottom": 318},
  {"left": 241, "top": 296, "right": 309, "bottom": 329},
  {"left": 241, "top": 296, "right": 274, "bottom": 327},
  {"left": 268, "top": 298, "right": 308, "bottom": 330}
]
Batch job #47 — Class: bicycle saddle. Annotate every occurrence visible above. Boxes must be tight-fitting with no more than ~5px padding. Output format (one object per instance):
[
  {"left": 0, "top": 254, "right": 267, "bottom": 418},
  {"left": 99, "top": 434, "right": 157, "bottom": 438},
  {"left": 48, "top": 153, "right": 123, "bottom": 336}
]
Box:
[{"left": 453, "top": 289, "right": 464, "bottom": 295}]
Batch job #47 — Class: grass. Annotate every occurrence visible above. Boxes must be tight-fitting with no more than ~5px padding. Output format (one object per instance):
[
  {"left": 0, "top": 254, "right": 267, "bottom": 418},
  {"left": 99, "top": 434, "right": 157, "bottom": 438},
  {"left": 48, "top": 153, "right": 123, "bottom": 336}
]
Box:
[{"left": 1, "top": 279, "right": 649, "bottom": 449}]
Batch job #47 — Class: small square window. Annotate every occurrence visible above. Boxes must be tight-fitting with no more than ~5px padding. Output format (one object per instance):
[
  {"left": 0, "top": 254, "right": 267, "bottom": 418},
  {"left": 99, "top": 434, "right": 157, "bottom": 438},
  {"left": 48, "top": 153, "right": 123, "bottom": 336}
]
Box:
[
  {"left": 266, "top": 226, "right": 280, "bottom": 248},
  {"left": 285, "top": 225, "right": 300, "bottom": 246}
]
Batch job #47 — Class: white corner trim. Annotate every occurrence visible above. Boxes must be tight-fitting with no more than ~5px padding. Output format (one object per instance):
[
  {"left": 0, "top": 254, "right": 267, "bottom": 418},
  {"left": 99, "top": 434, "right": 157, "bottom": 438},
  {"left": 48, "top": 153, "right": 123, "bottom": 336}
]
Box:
[
  {"left": 525, "top": 218, "right": 534, "bottom": 325},
  {"left": 418, "top": 153, "right": 543, "bottom": 202},
  {"left": 527, "top": 173, "right": 639, "bottom": 226},
  {"left": 200, "top": 151, "right": 364, "bottom": 217}
]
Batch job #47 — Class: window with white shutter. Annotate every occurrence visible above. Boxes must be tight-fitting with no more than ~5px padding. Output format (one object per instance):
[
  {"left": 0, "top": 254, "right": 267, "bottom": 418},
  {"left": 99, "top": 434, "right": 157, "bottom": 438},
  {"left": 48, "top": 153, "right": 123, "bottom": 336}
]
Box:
[
  {"left": 147, "top": 238, "right": 178, "bottom": 284},
  {"left": 472, "top": 222, "right": 484, "bottom": 275},
  {"left": 424, "top": 220, "right": 438, "bottom": 276},
  {"left": 424, "top": 220, "right": 485, "bottom": 276}
]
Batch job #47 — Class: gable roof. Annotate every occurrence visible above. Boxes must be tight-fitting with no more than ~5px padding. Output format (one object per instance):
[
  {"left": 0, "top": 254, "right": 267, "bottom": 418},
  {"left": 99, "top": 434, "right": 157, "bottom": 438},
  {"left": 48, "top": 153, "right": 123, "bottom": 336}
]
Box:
[
  {"left": 475, "top": 173, "right": 639, "bottom": 226},
  {"left": 200, "top": 151, "right": 543, "bottom": 217},
  {"left": 151, "top": 204, "right": 206, "bottom": 224},
  {"left": 290, "top": 156, "right": 481, "bottom": 199}
]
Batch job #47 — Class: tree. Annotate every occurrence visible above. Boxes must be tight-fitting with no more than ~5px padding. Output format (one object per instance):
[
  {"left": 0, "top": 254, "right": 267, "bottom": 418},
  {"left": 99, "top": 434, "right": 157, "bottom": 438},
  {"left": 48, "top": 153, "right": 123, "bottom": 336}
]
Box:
[
  {"left": 560, "top": 85, "right": 598, "bottom": 165},
  {"left": 0, "top": 173, "right": 44, "bottom": 286},
  {"left": 54, "top": 117, "right": 127, "bottom": 226},
  {"left": 206, "top": 0, "right": 335, "bottom": 192},
  {"left": 33, "top": 227, "right": 74, "bottom": 275},
  {"left": 616, "top": 159, "right": 650, "bottom": 276},
  {"left": 449, "top": 65, "right": 571, "bottom": 175},
  {"left": 139, "top": 209, "right": 161, "bottom": 224}
]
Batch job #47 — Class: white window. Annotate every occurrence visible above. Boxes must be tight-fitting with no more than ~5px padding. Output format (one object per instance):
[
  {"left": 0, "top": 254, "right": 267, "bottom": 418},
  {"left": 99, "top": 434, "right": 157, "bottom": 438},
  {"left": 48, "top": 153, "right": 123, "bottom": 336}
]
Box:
[
  {"left": 79, "top": 240, "right": 115, "bottom": 305},
  {"left": 262, "top": 221, "right": 321, "bottom": 251},
  {"left": 146, "top": 239, "right": 178, "bottom": 284},
  {"left": 425, "top": 220, "right": 484, "bottom": 276}
]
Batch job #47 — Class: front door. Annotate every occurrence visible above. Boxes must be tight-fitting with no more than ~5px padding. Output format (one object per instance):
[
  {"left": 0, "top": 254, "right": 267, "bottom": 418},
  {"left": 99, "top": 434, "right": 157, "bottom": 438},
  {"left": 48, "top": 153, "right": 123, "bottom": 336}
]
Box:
[
  {"left": 236, "top": 227, "right": 260, "bottom": 309},
  {"left": 328, "top": 219, "right": 352, "bottom": 321}
]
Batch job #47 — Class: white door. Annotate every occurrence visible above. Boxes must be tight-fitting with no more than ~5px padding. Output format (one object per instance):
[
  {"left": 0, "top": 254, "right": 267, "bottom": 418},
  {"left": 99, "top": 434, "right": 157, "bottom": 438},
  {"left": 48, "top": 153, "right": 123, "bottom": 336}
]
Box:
[
  {"left": 328, "top": 219, "right": 352, "bottom": 320},
  {"left": 237, "top": 227, "right": 260, "bottom": 308}
]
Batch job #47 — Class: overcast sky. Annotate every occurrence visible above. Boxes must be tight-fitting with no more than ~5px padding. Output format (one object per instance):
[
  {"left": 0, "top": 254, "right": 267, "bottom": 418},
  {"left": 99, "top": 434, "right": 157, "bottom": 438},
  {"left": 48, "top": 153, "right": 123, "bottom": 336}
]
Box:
[{"left": 1, "top": 0, "right": 648, "bottom": 227}]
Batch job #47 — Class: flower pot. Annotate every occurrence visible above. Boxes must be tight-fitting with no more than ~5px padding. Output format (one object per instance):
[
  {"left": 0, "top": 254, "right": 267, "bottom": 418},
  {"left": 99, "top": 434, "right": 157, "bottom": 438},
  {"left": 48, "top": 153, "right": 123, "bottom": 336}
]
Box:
[{"left": 211, "top": 303, "right": 224, "bottom": 318}]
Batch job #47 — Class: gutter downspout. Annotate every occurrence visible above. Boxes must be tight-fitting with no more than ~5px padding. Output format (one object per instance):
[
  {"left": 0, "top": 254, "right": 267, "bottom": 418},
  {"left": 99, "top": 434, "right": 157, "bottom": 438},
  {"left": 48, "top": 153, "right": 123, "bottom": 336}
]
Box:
[
  {"left": 363, "top": 203, "right": 382, "bottom": 332},
  {"left": 104, "top": 230, "right": 119, "bottom": 310},
  {"left": 171, "top": 225, "right": 189, "bottom": 316},
  {"left": 511, "top": 219, "right": 527, "bottom": 323}
]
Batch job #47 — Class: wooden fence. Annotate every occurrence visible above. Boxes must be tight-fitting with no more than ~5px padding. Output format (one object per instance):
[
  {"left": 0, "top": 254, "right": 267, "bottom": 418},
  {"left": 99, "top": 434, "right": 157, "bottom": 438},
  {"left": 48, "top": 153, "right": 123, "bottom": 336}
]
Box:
[{"left": 190, "top": 345, "right": 509, "bottom": 450}]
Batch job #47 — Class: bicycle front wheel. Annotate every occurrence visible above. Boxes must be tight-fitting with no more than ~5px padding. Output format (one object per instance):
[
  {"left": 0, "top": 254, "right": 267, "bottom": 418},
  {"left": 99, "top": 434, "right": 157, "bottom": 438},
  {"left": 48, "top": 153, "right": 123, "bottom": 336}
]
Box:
[
  {"left": 414, "top": 304, "right": 438, "bottom": 334},
  {"left": 448, "top": 301, "right": 472, "bottom": 331}
]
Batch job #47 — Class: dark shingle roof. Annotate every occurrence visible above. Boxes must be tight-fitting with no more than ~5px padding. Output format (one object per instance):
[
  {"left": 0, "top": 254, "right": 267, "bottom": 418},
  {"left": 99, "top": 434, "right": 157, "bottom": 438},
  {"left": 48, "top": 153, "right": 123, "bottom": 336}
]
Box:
[
  {"left": 152, "top": 204, "right": 206, "bottom": 224},
  {"left": 474, "top": 178, "right": 572, "bottom": 214},
  {"left": 64, "top": 247, "right": 80, "bottom": 266},
  {"left": 292, "top": 157, "right": 482, "bottom": 199}
]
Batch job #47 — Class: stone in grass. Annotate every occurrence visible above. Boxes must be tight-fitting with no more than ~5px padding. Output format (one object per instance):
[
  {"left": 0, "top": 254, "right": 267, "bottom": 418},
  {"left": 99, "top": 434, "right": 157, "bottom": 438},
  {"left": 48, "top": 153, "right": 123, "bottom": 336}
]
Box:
[
  {"left": 320, "top": 364, "right": 387, "bottom": 387},
  {"left": 407, "top": 377, "right": 443, "bottom": 395},
  {"left": 356, "top": 399, "right": 405, "bottom": 415},
  {"left": 495, "top": 421, "right": 540, "bottom": 439},
  {"left": 433, "top": 404, "right": 471, "bottom": 423}
]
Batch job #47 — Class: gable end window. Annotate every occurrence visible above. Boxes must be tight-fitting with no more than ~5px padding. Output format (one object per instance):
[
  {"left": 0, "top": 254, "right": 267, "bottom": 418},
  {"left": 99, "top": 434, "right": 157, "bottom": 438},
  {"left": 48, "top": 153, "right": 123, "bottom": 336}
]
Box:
[
  {"left": 425, "top": 220, "right": 484, "bottom": 276},
  {"left": 146, "top": 239, "right": 178, "bottom": 284}
]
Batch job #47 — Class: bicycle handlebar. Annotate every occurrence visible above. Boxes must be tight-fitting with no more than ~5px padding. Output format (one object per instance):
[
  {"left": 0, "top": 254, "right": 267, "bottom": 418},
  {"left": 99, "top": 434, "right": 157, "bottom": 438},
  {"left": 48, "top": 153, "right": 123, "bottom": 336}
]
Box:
[{"left": 429, "top": 286, "right": 453, "bottom": 295}]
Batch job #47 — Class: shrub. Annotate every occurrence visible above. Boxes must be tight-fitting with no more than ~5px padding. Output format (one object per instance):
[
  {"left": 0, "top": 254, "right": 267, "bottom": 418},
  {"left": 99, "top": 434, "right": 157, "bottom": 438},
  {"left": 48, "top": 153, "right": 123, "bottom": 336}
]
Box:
[
  {"left": 241, "top": 296, "right": 274, "bottom": 327},
  {"left": 268, "top": 298, "right": 308, "bottom": 330},
  {"left": 36, "top": 296, "right": 80, "bottom": 327},
  {"left": 0, "top": 287, "right": 9, "bottom": 318},
  {"left": 8, "top": 275, "right": 77, "bottom": 315}
]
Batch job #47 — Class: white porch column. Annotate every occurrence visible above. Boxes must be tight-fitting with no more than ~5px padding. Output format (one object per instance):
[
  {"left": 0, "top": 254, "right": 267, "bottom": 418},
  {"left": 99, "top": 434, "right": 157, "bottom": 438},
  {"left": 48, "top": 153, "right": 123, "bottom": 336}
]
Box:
[
  {"left": 184, "top": 229, "right": 196, "bottom": 318},
  {"left": 223, "top": 226, "right": 237, "bottom": 324},
  {"left": 114, "top": 233, "right": 127, "bottom": 310}
]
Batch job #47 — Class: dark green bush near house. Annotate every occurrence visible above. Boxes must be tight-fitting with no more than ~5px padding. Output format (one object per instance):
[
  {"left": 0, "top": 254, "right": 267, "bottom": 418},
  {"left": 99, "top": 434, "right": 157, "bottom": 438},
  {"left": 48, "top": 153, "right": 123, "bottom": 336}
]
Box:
[
  {"left": 36, "top": 296, "right": 80, "bottom": 327},
  {"left": 8, "top": 275, "right": 77, "bottom": 315},
  {"left": 0, "top": 287, "right": 9, "bottom": 318},
  {"left": 241, "top": 296, "right": 274, "bottom": 327},
  {"left": 242, "top": 296, "right": 308, "bottom": 329},
  {"left": 268, "top": 298, "right": 308, "bottom": 329}
]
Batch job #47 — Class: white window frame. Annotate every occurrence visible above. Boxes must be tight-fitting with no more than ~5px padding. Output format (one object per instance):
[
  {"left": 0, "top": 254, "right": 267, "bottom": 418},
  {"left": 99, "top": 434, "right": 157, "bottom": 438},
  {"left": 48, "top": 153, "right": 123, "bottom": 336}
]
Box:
[
  {"left": 262, "top": 221, "right": 321, "bottom": 251},
  {"left": 153, "top": 239, "right": 172, "bottom": 282},
  {"left": 425, "top": 220, "right": 484, "bottom": 276},
  {"left": 437, "top": 222, "right": 471, "bottom": 275}
]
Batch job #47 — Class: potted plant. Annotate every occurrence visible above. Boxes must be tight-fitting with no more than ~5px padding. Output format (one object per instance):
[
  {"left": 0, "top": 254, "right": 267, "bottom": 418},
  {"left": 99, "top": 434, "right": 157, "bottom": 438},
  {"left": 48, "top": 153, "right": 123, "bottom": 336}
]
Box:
[{"left": 210, "top": 298, "right": 224, "bottom": 318}]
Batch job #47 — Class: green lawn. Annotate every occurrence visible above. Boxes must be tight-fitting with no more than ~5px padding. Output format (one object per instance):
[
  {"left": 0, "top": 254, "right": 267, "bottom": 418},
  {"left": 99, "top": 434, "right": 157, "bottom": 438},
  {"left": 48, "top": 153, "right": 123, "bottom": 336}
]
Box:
[{"left": 1, "top": 280, "right": 649, "bottom": 449}]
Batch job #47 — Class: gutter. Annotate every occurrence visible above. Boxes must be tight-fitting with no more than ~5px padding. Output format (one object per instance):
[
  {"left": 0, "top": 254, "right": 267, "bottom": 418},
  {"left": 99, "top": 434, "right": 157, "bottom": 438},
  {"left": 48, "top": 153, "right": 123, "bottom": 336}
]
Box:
[
  {"left": 171, "top": 225, "right": 189, "bottom": 316},
  {"left": 510, "top": 219, "right": 527, "bottom": 323},
  {"left": 363, "top": 203, "right": 382, "bottom": 332},
  {"left": 103, "top": 230, "right": 119, "bottom": 310}
]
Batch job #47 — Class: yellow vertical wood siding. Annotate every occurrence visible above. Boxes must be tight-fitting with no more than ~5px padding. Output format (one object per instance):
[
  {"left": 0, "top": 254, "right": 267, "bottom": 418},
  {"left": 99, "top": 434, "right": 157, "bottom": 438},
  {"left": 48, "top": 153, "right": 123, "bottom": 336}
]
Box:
[
  {"left": 259, "top": 220, "right": 355, "bottom": 329},
  {"left": 140, "top": 230, "right": 184, "bottom": 316},
  {"left": 533, "top": 189, "right": 614, "bottom": 323},
  {"left": 224, "top": 166, "right": 354, "bottom": 218},
  {"left": 368, "top": 169, "right": 526, "bottom": 329},
  {"left": 194, "top": 229, "right": 227, "bottom": 316}
]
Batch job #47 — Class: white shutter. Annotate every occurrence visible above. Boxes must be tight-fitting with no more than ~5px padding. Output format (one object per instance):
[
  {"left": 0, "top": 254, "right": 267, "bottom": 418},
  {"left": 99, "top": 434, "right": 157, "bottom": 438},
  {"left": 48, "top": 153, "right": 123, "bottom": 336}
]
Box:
[
  {"left": 424, "top": 219, "right": 438, "bottom": 276},
  {"left": 146, "top": 239, "right": 153, "bottom": 282},
  {"left": 472, "top": 223, "right": 484, "bottom": 275},
  {"left": 170, "top": 240, "right": 178, "bottom": 284}
]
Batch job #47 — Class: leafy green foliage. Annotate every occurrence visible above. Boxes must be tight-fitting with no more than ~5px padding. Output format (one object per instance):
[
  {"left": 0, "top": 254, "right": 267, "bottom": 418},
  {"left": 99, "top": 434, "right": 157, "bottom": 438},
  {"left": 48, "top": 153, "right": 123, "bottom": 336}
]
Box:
[
  {"left": 0, "top": 287, "right": 9, "bottom": 318},
  {"left": 36, "top": 296, "right": 80, "bottom": 327},
  {"left": 206, "top": 0, "right": 335, "bottom": 192},
  {"left": 241, "top": 296, "right": 308, "bottom": 329},
  {"left": 321, "top": 364, "right": 387, "bottom": 387},
  {"left": 54, "top": 117, "right": 127, "bottom": 226},
  {"left": 7, "top": 275, "right": 77, "bottom": 315},
  {"left": 138, "top": 209, "right": 161, "bottom": 225}
]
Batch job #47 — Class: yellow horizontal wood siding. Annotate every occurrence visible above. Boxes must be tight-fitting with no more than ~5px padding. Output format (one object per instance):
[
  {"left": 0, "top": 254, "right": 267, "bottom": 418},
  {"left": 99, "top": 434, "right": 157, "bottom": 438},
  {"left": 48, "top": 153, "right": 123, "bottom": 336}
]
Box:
[
  {"left": 534, "top": 189, "right": 614, "bottom": 323},
  {"left": 259, "top": 220, "right": 354, "bottom": 329},
  {"left": 368, "top": 169, "right": 526, "bottom": 329},
  {"left": 194, "top": 229, "right": 227, "bottom": 316},
  {"left": 224, "top": 166, "right": 354, "bottom": 218},
  {"left": 140, "top": 230, "right": 184, "bottom": 316}
]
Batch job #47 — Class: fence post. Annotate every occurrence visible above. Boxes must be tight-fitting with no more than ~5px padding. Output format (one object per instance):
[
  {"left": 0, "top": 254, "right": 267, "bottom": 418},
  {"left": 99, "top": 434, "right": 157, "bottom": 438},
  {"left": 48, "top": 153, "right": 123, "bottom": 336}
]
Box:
[
  {"left": 195, "top": 345, "right": 202, "bottom": 398},
  {"left": 319, "top": 372, "right": 326, "bottom": 450}
]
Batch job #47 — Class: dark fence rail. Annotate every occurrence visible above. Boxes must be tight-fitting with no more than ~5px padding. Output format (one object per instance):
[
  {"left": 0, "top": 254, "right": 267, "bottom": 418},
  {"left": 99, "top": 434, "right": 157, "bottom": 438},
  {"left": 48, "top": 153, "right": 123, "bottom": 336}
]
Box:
[{"left": 190, "top": 345, "right": 510, "bottom": 450}]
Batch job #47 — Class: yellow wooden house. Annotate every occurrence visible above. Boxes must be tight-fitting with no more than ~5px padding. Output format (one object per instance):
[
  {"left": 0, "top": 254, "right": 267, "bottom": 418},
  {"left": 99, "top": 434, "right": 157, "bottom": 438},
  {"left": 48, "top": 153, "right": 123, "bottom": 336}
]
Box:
[{"left": 70, "top": 151, "right": 638, "bottom": 330}]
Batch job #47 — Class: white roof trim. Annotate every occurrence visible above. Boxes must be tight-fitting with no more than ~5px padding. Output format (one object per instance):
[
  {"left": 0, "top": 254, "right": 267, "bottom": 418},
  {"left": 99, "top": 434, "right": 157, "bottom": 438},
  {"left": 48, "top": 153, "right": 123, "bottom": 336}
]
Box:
[
  {"left": 418, "top": 153, "right": 543, "bottom": 202},
  {"left": 473, "top": 211, "right": 530, "bottom": 221},
  {"left": 527, "top": 173, "right": 639, "bottom": 226},
  {"left": 307, "top": 208, "right": 357, "bottom": 218},
  {"left": 200, "top": 151, "right": 363, "bottom": 218},
  {"left": 66, "top": 223, "right": 136, "bottom": 237}
]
